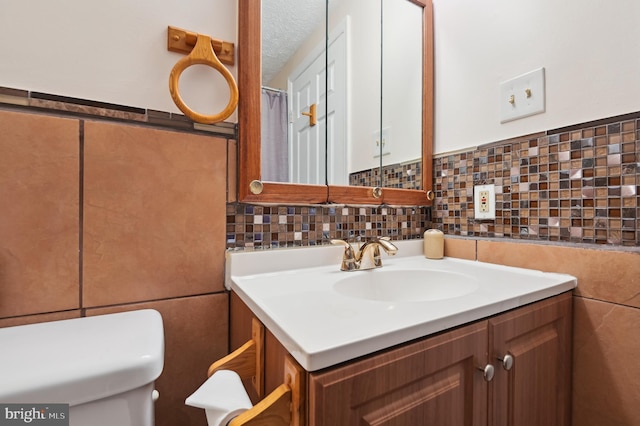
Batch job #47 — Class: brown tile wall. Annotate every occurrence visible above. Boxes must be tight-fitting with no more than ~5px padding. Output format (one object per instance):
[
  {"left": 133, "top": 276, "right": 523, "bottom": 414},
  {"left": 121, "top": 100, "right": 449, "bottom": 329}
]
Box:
[
  {"left": 0, "top": 106, "right": 232, "bottom": 426},
  {"left": 0, "top": 111, "right": 80, "bottom": 317},
  {"left": 2, "top": 86, "right": 640, "bottom": 426},
  {"left": 444, "top": 236, "right": 640, "bottom": 426},
  {"left": 82, "top": 121, "right": 227, "bottom": 306}
]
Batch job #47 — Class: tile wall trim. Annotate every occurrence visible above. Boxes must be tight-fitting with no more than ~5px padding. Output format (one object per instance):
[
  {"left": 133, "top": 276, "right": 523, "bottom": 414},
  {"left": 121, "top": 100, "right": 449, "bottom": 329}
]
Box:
[
  {"left": 0, "top": 85, "right": 237, "bottom": 138},
  {"left": 445, "top": 234, "right": 639, "bottom": 253},
  {"left": 547, "top": 111, "right": 640, "bottom": 136}
]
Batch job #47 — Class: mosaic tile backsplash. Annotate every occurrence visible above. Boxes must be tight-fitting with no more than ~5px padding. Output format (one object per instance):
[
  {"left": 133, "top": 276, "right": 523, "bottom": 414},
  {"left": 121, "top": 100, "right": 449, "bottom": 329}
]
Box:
[
  {"left": 226, "top": 204, "right": 430, "bottom": 249},
  {"left": 432, "top": 113, "right": 640, "bottom": 246},
  {"left": 349, "top": 158, "right": 423, "bottom": 189}
]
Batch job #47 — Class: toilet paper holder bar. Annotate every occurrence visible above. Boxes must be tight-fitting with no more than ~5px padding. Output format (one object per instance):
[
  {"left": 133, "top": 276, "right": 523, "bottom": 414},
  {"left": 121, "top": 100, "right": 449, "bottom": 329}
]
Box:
[
  {"left": 208, "top": 318, "right": 264, "bottom": 398},
  {"left": 207, "top": 318, "right": 304, "bottom": 426}
]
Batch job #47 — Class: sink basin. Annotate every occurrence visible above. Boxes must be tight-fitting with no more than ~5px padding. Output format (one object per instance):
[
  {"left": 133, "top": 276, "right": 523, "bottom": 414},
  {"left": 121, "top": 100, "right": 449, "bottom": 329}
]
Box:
[
  {"left": 333, "top": 269, "right": 479, "bottom": 302},
  {"left": 227, "top": 239, "right": 577, "bottom": 371}
]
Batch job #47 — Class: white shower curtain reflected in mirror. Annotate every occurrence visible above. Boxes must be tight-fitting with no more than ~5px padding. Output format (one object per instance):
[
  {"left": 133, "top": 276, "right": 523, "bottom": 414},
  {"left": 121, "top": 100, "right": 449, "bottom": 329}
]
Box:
[{"left": 261, "top": 87, "right": 289, "bottom": 182}]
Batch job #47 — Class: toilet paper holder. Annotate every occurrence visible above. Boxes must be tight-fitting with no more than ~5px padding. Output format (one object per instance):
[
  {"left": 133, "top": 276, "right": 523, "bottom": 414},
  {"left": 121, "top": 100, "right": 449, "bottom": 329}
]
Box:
[
  {"left": 208, "top": 318, "right": 264, "bottom": 398},
  {"left": 207, "top": 318, "right": 304, "bottom": 426}
]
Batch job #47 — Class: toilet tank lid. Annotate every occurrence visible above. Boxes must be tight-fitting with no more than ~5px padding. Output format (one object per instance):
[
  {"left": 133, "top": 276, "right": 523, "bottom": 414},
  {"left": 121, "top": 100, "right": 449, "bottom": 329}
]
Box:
[{"left": 0, "top": 309, "right": 164, "bottom": 406}]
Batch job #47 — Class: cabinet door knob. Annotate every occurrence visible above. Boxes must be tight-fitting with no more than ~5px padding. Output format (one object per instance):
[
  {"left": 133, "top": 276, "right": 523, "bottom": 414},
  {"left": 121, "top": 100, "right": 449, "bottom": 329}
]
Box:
[
  {"left": 478, "top": 364, "right": 495, "bottom": 382},
  {"left": 498, "top": 354, "right": 514, "bottom": 371}
]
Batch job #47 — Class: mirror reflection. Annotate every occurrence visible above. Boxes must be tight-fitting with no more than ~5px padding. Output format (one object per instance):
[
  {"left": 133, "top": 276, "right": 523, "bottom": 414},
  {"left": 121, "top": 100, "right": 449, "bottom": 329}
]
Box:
[
  {"left": 380, "top": 0, "right": 423, "bottom": 189},
  {"left": 261, "top": 0, "right": 326, "bottom": 184},
  {"left": 261, "top": 0, "right": 423, "bottom": 189}
]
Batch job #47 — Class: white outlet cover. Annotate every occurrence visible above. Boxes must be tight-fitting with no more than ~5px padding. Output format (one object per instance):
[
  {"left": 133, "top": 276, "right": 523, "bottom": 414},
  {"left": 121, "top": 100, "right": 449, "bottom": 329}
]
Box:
[
  {"left": 474, "top": 184, "right": 496, "bottom": 220},
  {"left": 500, "top": 67, "right": 545, "bottom": 123}
]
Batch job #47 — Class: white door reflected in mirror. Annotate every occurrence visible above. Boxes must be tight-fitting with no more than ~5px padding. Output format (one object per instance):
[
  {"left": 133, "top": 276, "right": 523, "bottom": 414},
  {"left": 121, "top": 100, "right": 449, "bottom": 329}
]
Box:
[{"left": 261, "top": 0, "right": 423, "bottom": 188}]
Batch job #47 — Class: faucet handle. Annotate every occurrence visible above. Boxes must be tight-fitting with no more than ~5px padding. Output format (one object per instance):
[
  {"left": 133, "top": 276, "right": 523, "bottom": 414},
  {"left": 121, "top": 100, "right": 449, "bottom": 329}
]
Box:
[
  {"left": 330, "top": 239, "right": 358, "bottom": 271},
  {"left": 374, "top": 237, "right": 398, "bottom": 256},
  {"left": 330, "top": 239, "right": 350, "bottom": 248}
]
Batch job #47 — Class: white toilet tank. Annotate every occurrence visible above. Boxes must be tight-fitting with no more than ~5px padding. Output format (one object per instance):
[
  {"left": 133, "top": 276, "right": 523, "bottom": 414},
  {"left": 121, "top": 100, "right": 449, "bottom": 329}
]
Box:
[{"left": 0, "top": 309, "right": 164, "bottom": 426}]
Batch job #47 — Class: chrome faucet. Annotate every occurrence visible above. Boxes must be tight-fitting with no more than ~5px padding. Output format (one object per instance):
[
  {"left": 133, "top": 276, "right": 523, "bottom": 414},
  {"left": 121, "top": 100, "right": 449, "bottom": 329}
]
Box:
[{"left": 330, "top": 237, "right": 398, "bottom": 271}]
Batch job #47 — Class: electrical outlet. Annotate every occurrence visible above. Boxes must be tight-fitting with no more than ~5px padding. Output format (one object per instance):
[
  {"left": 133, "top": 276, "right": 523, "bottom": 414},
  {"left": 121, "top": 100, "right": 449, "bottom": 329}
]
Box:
[
  {"left": 479, "top": 190, "right": 490, "bottom": 212},
  {"left": 474, "top": 184, "right": 496, "bottom": 219}
]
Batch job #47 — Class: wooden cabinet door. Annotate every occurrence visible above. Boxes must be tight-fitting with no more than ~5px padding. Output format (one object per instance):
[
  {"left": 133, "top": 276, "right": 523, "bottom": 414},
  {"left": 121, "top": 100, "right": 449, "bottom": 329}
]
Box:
[
  {"left": 308, "top": 321, "right": 489, "bottom": 426},
  {"left": 488, "top": 293, "right": 573, "bottom": 426}
]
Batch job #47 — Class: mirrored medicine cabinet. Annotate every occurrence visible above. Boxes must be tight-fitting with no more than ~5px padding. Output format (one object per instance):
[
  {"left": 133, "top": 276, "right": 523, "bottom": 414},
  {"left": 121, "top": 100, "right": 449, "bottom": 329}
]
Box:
[{"left": 237, "top": 0, "right": 434, "bottom": 205}]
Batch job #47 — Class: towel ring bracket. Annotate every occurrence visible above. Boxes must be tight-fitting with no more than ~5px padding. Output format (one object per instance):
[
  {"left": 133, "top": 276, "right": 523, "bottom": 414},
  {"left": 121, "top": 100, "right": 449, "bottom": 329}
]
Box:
[{"left": 168, "top": 26, "right": 235, "bottom": 65}]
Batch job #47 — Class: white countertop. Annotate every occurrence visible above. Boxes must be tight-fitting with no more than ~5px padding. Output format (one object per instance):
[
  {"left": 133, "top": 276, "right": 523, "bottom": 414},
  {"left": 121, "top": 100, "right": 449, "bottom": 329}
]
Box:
[{"left": 226, "top": 240, "right": 576, "bottom": 371}]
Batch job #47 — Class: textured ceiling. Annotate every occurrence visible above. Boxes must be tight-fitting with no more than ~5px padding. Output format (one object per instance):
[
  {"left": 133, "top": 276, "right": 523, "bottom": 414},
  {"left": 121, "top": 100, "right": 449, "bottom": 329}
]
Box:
[{"left": 262, "top": 0, "right": 326, "bottom": 85}]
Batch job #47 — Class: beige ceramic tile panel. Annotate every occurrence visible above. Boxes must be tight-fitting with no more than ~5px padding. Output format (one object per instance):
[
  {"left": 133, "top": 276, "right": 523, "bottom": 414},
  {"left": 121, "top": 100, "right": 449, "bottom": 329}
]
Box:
[
  {"left": 477, "top": 240, "right": 640, "bottom": 308},
  {"left": 227, "top": 139, "right": 237, "bottom": 202},
  {"left": 0, "top": 110, "right": 80, "bottom": 318},
  {"left": 572, "top": 297, "right": 640, "bottom": 426},
  {"left": 86, "top": 293, "right": 228, "bottom": 426},
  {"left": 83, "top": 121, "right": 227, "bottom": 307},
  {"left": 443, "top": 237, "right": 476, "bottom": 260},
  {"left": 0, "top": 310, "right": 81, "bottom": 328}
]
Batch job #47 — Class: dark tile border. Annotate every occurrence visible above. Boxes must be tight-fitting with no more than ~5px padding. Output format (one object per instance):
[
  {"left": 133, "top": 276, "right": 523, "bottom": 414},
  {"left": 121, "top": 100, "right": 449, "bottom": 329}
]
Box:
[{"left": 0, "top": 85, "right": 237, "bottom": 138}]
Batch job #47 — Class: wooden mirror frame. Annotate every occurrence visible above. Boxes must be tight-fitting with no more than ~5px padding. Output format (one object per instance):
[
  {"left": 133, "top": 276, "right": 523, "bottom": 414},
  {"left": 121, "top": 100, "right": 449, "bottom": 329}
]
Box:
[{"left": 238, "top": 0, "right": 433, "bottom": 205}]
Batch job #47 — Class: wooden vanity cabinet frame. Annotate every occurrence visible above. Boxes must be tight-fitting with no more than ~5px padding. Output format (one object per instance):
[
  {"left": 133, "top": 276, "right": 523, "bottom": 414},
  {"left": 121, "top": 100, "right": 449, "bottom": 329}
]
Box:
[{"left": 230, "top": 291, "right": 573, "bottom": 426}]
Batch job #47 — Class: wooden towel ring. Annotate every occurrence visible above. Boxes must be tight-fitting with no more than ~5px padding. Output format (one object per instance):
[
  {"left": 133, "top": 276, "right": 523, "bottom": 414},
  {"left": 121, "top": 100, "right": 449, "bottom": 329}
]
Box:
[{"left": 168, "top": 33, "right": 239, "bottom": 124}]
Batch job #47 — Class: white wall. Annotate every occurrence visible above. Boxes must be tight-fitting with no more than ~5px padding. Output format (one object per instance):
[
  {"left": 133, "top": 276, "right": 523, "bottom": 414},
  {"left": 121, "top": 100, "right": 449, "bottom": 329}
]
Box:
[
  {"left": 381, "top": 0, "right": 423, "bottom": 168},
  {"left": 0, "top": 0, "right": 237, "bottom": 118},
  {"left": 333, "top": 0, "right": 381, "bottom": 174},
  {"left": 5, "top": 1, "right": 637, "bottom": 159},
  {"left": 433, "top": 0, "right": 640, "bottom": 154}
]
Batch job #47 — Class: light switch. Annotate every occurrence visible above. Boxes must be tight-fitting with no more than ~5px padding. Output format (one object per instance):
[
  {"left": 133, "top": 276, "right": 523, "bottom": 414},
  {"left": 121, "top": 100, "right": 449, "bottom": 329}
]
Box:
[
  {"left": 500, "top": 68, "right": 545, "bottom": 123},
  {"left": 372, "top": 127, "right": 391, "bottom": 158}
]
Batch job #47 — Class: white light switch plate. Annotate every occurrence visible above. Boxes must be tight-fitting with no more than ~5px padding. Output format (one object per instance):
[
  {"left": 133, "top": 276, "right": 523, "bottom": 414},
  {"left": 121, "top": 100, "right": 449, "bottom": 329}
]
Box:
[
  {"left": 372, "top": 127, "right": 391, "bottom": 158},
  {"left": 500, "top": 67, "right": 545, "bottom": 123}
]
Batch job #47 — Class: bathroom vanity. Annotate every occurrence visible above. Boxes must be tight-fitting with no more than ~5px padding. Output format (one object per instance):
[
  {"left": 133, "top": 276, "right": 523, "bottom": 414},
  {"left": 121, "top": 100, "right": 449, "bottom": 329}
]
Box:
[{"left": 226, "top": 241, "right": 575, "bottom": 425}]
